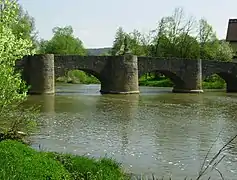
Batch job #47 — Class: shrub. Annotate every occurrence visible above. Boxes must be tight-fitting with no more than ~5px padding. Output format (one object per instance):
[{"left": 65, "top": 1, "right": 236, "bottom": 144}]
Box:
[{"left": 0, "top": 0, "right": 38, "bottom": 142}]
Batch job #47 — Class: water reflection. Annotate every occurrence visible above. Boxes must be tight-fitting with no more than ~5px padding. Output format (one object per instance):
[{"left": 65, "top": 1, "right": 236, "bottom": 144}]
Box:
[
  {"left": 26, "top": 94, "right": 55, "bottom": 113},
  {"left": 27, "top": 84, "right": 237, "bottom": 179}
]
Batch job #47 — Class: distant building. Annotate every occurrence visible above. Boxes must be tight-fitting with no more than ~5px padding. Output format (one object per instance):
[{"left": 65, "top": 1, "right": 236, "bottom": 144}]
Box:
[{"left": 226, "top": 19, "right": 237, "bottom": 59}]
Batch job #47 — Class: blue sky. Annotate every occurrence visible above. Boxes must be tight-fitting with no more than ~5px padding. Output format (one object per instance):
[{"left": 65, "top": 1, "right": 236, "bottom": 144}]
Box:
[{"left": 18, "top": 0, "right": 237, "bottom": 48}]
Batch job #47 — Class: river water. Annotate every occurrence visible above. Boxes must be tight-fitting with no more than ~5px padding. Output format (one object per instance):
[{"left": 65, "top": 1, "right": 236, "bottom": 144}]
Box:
[{"left": 27, "top": 84, "right": 237, "bottom": 180}]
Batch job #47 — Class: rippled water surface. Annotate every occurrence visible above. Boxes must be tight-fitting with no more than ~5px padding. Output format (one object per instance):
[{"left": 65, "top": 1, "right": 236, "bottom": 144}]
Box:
[{"left": 27, "top": 84, "right": 237, "bottom": 179}]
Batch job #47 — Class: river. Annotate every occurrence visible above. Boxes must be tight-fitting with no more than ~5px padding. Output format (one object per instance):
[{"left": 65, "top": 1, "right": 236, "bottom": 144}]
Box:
[{"left": 27, "top": 83, "right": 237, "bottom": 180}]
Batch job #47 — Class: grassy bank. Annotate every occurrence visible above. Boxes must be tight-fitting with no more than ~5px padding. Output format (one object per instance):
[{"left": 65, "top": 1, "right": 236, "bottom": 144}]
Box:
[
  {"left": 0, "top": 140, "right": 127, "bottom": 180},
  {"left": 56, "top": 70, "right": 100, "bottom": 84},
  {"left": 139, "top": 74, "right": 226, "bottom": 89},
  {"left": 139, "top": 75, "right": 173, "bottom": 87}
]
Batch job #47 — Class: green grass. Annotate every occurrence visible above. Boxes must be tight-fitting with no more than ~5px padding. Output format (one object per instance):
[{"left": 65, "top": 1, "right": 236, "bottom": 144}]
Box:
[
  {"left": 139, "top": 78, "right": 173, "bottom": 87},
  {"left": 0, "top": 140, "right": 128, "bottom": 180},
  {"left": 0, "top": 140, "right": 71, "bottom": 180},
  {"left": 139, "top": 74, "right": 226, "bottom": 89},
  {"left": 202, "top": 81, "right": 226, "bottom": 89},
  {"left": 47, "top": 153, "right": 126, "bottom": 180},
  {"left": 56, "top": 70, "right": 100, "bottom": 84},
  {"left": 139, "top": 74, "right": 173, "bottom": 87}
]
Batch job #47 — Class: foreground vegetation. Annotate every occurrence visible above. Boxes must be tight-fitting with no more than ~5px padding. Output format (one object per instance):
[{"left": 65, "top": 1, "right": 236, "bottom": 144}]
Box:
[
  {"left": 1, "top": 135, "right": 236, "bottom": 180},
  {"left": 0, "top": 140, "right": 127, "bottom": 180}
]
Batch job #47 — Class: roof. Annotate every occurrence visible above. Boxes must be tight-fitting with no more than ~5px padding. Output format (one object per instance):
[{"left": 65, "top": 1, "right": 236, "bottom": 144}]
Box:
[{"left": 226, "top": 19, "right": 237, "bottom": 42}]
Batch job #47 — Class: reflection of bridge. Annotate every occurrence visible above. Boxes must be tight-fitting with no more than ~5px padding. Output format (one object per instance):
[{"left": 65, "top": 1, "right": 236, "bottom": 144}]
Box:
[{"left": 17, "top": 54, "right": 237, "bottom": 94}]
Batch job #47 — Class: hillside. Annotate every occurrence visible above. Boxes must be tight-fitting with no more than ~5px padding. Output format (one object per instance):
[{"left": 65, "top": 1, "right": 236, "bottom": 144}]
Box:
[{"left": 87, "top": 47, "right": 111, "bottom": 56}]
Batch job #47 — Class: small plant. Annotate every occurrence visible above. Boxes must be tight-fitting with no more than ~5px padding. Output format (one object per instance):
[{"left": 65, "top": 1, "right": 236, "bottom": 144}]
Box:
[{"left": 0, "top": 105, "right": 39, "bottom": 144}]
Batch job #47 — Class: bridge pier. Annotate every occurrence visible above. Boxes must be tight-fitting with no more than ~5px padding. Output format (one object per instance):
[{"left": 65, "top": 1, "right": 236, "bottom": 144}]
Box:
[
  {"left": 226, "top": 79, "right": 237, "bottom": 92},
  {"left": 172, "top": 59, "right": 203, "bottom": 93},
  {"left": 23, "top": 54, "right": 55, "bottom": 94},
  {"left": 100, "top": 54, "right": 140, "bottom": 94}
]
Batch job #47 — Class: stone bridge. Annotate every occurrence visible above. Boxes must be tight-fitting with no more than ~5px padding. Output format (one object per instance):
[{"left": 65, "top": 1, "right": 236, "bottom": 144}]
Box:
[{"left": 17, "top": 54, "right": 237, "bottom": 94}]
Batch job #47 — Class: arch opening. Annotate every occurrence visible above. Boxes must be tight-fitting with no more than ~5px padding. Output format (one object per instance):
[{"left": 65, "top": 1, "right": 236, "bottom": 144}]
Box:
[
  {"left": 203, "top": 73, "right": 226, "bottom": 90},
  {"left": 56, "top": 69, "right": 102, "bottom": 85},
  {"left": 139, "top": 70, "right": 185, "bottom": 89},
  {"left": 203, "top": 72, "right": 237, "bottom": 92}
]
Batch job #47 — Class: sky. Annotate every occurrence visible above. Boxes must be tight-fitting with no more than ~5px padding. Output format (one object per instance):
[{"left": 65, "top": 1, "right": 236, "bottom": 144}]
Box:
[{"left": 18, "top": 0, "right": 237, "bottom": 48}]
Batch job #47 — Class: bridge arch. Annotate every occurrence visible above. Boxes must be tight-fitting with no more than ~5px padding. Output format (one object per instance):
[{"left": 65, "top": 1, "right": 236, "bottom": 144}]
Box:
[
  {"left": 203, "top": 71, "right": 237, "bottom": 92},
  {"left": 55, "top": 67, "right": 104, "bottom": 85},
  {"left": 139, "top": 70, "right": 186, "bottom": 90}
]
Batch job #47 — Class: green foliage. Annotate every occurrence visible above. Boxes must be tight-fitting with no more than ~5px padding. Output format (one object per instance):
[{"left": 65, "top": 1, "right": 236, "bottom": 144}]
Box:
[
  {"left": 1, "top": 1, "right": 38, "bottom": 49},
  {"left": 0, "top": 140, "right": 128, "bottom": 180},
  {"left": 111, "top": 27, "right": 126, "bottom": 55},
  {"left": 38, "top": 26, "right": 87, "bottom": 55},
  {"left": 56, "top": 70, "right": 100, "bottom": 84},
  {"left": 139, "top": 73, "right": 226, "bottom": 89},
  {"left": 111, "top": 8, "right": 234, "bottom": 61},
  {"left": 0, "top": 140, "right": 71, "bottom": 180},
  {"left": 0, "top": 0, "right": 34, "bottom": 107},
  {"left": 48, "top": 152, "right": 127, "bottom": 180},
  {"left": 203, "top": 74, "right": 226, "bottom": 89},
  {"left": 0, "top": 0, "right": 38, "bottom": 142},
  {"left": 13, "top": 6, "right": 37, "bottom": 44},
  {"left": 215, "top": 40, "right": 234, "bottom": 61},
  {"left": 139, "top": 74, "right": 173, "bottom": 87}
]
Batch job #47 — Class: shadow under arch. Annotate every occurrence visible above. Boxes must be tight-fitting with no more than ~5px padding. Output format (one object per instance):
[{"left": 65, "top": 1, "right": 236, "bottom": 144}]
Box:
[
  {"left": 139, "top": 70, "right": 186, "bottom": 90},
  {"left": 77, "top": 68, "right": 104, "bottom": 83},
  {"left": 203, "top": 71, "right": 237, "bottom": 92}
]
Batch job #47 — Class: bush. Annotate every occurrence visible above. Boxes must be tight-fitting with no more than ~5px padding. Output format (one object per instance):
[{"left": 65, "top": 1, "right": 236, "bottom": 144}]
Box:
[
  {"left": 139, "top": 78, "right": 173, "bottom": 87},
  {"left": 0, "top": 0, "right": 38, "bottom": 143},
  {"left": 203, "top": 74, "right": 226, "bottom": 89},
  {"left": 57, "top": 70, "right": 100, "bottom": 84},
  {"left": 0, "top": 140, "right": 71, "bottom": 180}
]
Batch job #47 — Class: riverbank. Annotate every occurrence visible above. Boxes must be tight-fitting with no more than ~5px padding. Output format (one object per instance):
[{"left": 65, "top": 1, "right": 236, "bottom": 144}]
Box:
[
  {"left": 139, "top": 74, "right": 226, "bottom": 89},
  {"left": 0, "top": 140, "right": 128, "bottom": 180}
]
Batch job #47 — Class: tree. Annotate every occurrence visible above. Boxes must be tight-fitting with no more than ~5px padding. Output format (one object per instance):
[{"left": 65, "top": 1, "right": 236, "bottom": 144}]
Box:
[
  {"left": 1, "top": 0, "right": 38, "bottom": 49},
  {"left": 198, "top": 18, "right": 218, "bottom": 59},
  {"left": 215, "top": 40, "right": 234, "bottom": 61},
  {"left": 198, "top": 19, "right": 233, "bottom": 61},
  {"left": 150, "top": 8, "right": 198, "bottom": 58},
  {"left": 128, "top": 30, "right": 151, "bottom": 56},
  {"left": 39, "top": 26, "right": 86, "bottom": 55},
  {"left": 111, "top": 27, "right": 126, "bottom": 55},
  {"left": 175, "top": 33, "right": 200, "bottom": 59},
  {"left": 111, "top": 27, "right": 152, "bottom": 56},
  {"left": 13, "top": 6, "right": 37, "bottom": 42},
  {"left": 0, "top": 0, "right": 37, "bottom": 142}
]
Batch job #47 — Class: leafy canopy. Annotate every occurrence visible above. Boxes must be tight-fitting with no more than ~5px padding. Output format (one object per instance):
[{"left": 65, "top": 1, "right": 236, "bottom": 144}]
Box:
[
  {"left": 0, "top": 0, "right": 37, "bottom": 140},
  {"left": 0, "top": 0, "right": 35, "bottom": 107},
  {"left": 38, "top": 26, "right": 87, "bottom": 55},
  {"left": 110, "top": 8, "right": 234, "bottom": 61}
]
